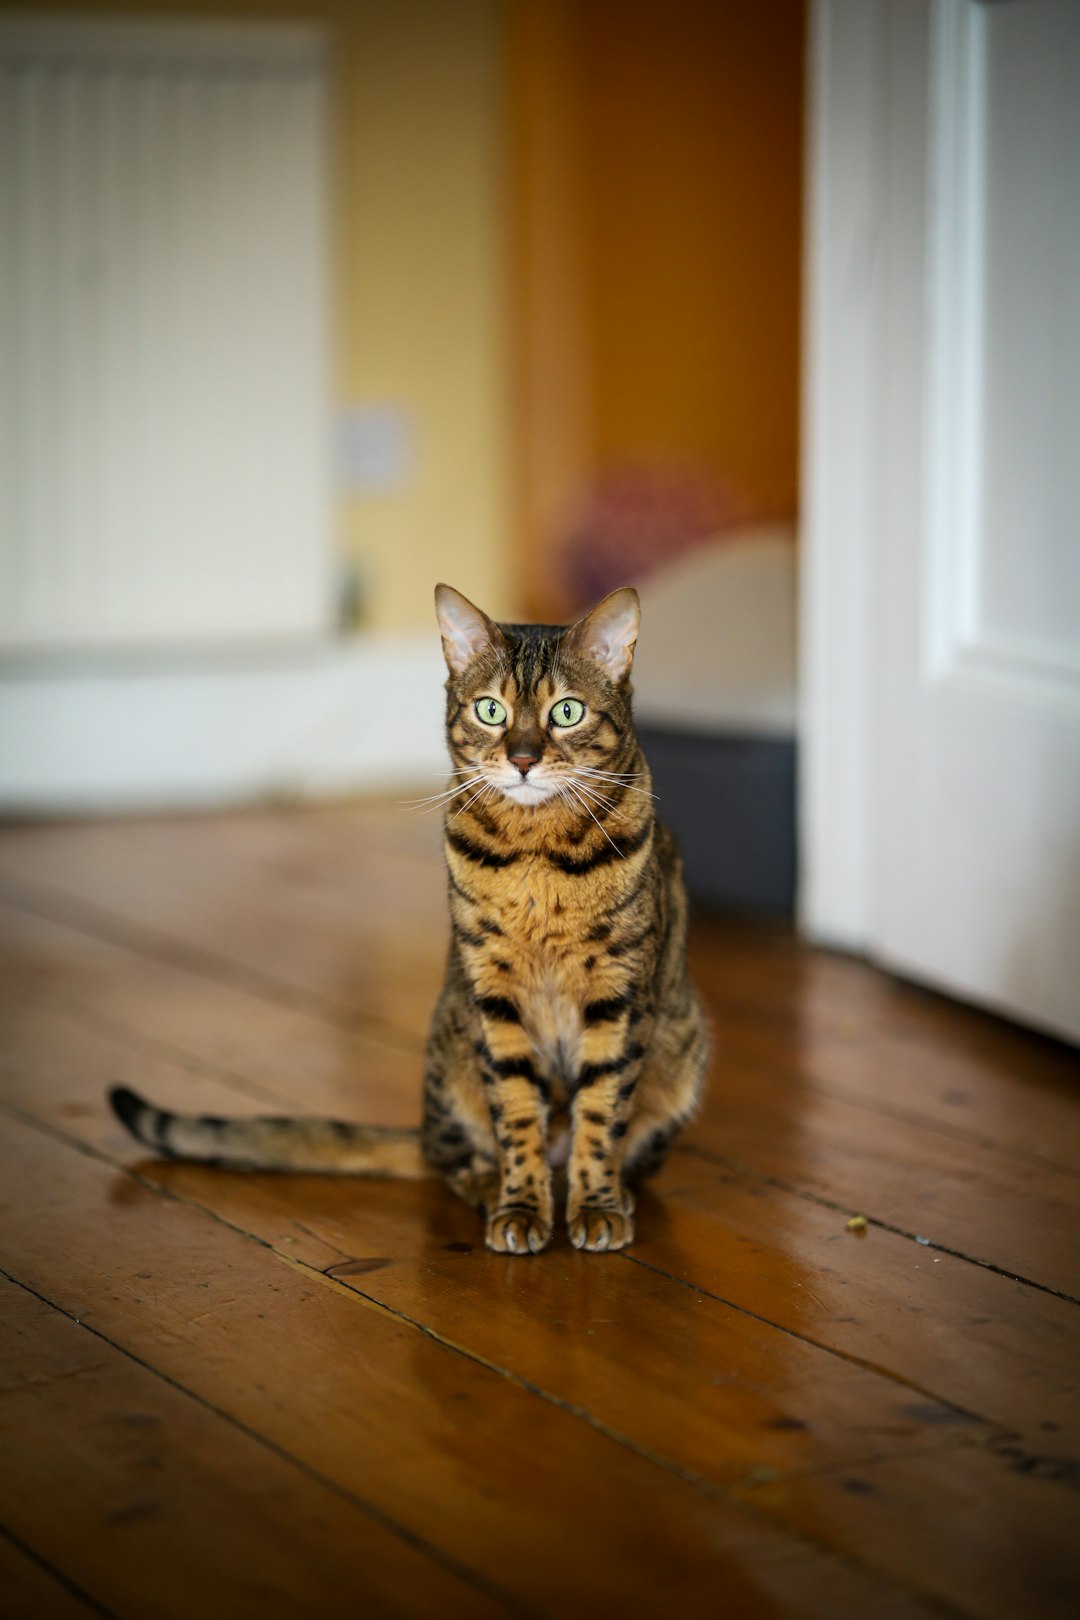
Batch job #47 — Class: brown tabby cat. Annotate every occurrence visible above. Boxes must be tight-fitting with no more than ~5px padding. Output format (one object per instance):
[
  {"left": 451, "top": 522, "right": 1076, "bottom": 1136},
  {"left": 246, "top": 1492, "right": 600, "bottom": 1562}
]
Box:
[{"left": 109, "top": 584, "right": 709, "bottom": 1254}]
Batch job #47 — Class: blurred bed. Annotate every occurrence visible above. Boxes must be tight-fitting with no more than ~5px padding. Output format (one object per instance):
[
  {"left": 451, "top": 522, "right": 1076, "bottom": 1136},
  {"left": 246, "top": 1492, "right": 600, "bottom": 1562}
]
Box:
[{"left": 631, "top": 525, "right": 797, "bottom": 914}]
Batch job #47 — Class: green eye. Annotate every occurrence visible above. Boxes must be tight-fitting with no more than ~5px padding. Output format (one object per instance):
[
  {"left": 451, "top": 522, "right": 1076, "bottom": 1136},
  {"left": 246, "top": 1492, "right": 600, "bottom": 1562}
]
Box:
[
  {"left": 474, "top": 697, "right": 507, "bottom": 726},
  {"left": 550, "top": 698, "right": 586, "bottom": 728}
]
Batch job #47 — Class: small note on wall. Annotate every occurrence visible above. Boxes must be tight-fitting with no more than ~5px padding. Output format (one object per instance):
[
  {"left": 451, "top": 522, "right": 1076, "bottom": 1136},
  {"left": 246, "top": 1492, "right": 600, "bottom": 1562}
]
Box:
[{"left": 337, "top": 407, "right": 416, "bottom": 494}]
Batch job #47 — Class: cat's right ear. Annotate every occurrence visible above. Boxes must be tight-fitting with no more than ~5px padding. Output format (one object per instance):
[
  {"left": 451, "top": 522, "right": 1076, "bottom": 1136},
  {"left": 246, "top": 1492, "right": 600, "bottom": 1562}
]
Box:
[{"left": 434, "top": 584, "right": 505, "bottom": 676}]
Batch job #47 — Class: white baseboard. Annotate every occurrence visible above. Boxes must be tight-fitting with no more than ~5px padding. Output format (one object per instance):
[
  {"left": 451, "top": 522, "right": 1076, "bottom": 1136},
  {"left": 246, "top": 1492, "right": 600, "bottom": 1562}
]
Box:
[{"left": 0, "top": 634, "right": 449, "bottom": 814}]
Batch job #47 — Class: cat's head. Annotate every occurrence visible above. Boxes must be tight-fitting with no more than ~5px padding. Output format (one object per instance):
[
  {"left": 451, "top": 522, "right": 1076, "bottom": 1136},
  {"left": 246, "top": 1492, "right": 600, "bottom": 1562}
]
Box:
[{"left": 435, "top": 584, "right": 640, "bottom": 809}]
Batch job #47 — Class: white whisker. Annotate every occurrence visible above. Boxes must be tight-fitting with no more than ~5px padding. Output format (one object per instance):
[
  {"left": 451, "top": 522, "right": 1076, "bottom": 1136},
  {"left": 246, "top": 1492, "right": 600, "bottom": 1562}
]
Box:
[
  {"left": 574, "top": 765, "right": 649, "bottom": 779},
  {"left": 574, "top": 766, "right": 649, "bottom": 780},
  {"left": 450, "top": 778, "right": 496, "bottom": 822},
  {"left": 402, "top": 774, "right": 484, "bottom": 804},
  {"left": 402, "top": 774, "right": 487, "bottom": 811},
  {"left": 555, "top": 784, "right": 582, "bottom": 827},
  {"left": 566, "top": 770, "right": 618, "bottom": 803},
  {"left": 566, "top": 776, "right": 618, "bottom": 814},
  {"left": 575, "top": 766, "right": 657, "bottom": 800},
  {"left": 562, "top": 779, "right": 623, "bottom": 856},
  {"left": 575, "top": 789, "right": 621, "bottom": 820}
]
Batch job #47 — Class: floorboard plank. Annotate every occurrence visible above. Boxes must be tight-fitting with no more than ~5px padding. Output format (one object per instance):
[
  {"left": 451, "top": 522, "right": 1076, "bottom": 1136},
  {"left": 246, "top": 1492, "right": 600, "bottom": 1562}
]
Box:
[
  {"left": 0, "top": 812, "right": 445, "bottom": 1036},
  {"left": 708, "top": 1014, "right": 1080, "bottom": 1180},
  {"left": 5, "top": 996, "right": 1080, "bottom": 1619},
  {"left": 4, "top": 812, "right": 1077, "bottom": 1161},
  {"left": 634, "top": 1153, "right": 1080, "bottom": 1453},
  {"left": 0, "top": 1109, "right": 941, "bottom": 1620},
  {"left": 0, "top": 1005, "right": 998, "bottom": 1479},
  {"left": 2, "top": 862, "right": 1077, "bottom": 1298},
  {"left": 2, "top": 900, "right": 1077, "bottom": 1456},
  {"left": 736, "top": 1445, "right": 1080, "bottom": 1620},
  {"left": 0, "top": 897, "right": 420, "bottom": 1124},
  {"left": 2, "top": 804, "right": 1079, "bottom": 1619},
  {"left": 685, "top": 1067, "right": 1080, "bottom": 1301},
  {"left": 0, "top": 1275, "right": 513, "bottom": 1620}
]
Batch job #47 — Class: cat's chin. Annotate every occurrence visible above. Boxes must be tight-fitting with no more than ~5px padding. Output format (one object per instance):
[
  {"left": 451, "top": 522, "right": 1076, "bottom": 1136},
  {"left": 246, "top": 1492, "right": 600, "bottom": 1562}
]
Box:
[{"left": 499, "top": 780, "right": 559, "bottom": 809}]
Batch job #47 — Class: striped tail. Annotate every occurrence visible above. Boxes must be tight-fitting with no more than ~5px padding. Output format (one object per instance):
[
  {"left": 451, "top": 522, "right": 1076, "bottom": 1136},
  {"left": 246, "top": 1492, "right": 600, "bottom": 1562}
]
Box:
[{"left": 108, "top": 1086, "right": 434, "bottom": 1178}]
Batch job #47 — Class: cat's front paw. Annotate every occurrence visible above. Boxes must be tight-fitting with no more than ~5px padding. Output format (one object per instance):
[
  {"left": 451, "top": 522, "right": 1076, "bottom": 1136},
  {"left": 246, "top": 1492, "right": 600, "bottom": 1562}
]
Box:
[
  {"left": 568, "top": 1205, "right": 634, "bottom": 1252},
  {"left": 486, "top": 1207, "right": 553, "bottom": 1255}
]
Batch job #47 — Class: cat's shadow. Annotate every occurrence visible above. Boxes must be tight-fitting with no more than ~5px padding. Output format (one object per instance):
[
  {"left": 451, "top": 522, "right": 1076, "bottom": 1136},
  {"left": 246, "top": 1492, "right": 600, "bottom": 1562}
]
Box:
[{"left": 110, "top": 1150, "right": 674, "bottom": 1269}]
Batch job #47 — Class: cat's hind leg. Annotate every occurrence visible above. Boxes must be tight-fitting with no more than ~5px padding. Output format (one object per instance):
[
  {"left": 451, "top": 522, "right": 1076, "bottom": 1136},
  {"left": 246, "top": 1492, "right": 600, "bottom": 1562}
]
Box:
[
  {"left": 621, "top": 1015, "right": 709, "bottom": 1186},
  {"left": 444, "top": 1158, "right": 500, "bottom": 1212},
  {"left": 421, "top": 1012, "right": 501, "bottom": 1224}
]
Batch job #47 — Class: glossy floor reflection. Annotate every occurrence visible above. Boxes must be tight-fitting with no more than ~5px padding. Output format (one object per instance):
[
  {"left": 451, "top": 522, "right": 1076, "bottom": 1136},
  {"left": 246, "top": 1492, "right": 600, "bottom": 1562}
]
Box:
[{"left": 0, "top": 801, "right": 1077, "bottom": 1618}]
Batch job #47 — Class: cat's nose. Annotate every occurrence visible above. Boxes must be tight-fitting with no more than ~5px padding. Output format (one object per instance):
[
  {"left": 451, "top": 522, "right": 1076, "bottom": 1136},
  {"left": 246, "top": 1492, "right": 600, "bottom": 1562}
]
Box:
[{"left": 508, "top": 748, "right": 542, "bottom": 777}]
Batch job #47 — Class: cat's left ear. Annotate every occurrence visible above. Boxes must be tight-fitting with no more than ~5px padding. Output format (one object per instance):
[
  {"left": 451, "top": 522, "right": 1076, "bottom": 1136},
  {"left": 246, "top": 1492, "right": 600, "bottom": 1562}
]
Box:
[
  {"left": 434, "top": 583, "right": 506, "bottom": 675},
  {"left": 565, "top": 587, "right": 640, "bottom": 685}
]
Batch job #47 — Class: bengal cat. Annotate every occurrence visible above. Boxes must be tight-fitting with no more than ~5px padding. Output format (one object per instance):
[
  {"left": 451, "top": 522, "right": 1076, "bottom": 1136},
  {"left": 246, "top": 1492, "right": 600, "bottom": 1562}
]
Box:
[{"left": 109, "top": 584, "right": 709, "bottom": 1254}]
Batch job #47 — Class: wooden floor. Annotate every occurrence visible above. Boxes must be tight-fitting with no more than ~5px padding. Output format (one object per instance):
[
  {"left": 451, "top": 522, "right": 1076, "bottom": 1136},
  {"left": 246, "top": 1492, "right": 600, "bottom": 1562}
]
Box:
[{"left": 1, "top": 802, "right": 1079, "bottom": 1620}]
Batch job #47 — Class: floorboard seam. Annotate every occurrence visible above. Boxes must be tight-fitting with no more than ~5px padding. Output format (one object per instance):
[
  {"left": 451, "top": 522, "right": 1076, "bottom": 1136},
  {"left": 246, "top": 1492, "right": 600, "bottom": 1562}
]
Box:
[
  {"left": 0, "top": 1260, "right": 539, "bottom": 1620},
  {"left": 676, "top": 1143, "right": 1080, "bottom": 1308},
  {"left": 0, "top": 1521, "right": 120, "bottom": 1620},
  {"left": 618, "top": 1252, "right": 1006, "bottom": 1427}
]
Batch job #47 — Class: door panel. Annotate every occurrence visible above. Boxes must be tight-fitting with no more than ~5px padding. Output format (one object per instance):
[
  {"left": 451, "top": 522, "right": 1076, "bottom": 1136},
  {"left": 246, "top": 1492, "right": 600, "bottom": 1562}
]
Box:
[{"left": 802, "top": 0, "right": 1080, "bottom": 1043}]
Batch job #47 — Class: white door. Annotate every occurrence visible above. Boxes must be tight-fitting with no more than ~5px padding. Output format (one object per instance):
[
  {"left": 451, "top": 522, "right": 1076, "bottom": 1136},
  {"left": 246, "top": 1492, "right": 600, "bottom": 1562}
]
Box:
[{"left": 801, "top": 0, "right": 1080, "bottom": 1043}]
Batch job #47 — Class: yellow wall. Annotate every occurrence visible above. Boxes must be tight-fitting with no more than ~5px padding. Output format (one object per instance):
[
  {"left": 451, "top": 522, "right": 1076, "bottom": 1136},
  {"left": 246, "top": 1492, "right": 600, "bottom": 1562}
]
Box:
[
  {"left": 582, "top": 0, "right": 804, "bottom": 507},
  {"left": 333, "top": 2, "right": 510, "bottom": 631},
  {"left": 14, "top": 0, "right": 512, "bottom": 631},
  {"left": 511, "top": 0, "right": 805, "bottom": 620}
]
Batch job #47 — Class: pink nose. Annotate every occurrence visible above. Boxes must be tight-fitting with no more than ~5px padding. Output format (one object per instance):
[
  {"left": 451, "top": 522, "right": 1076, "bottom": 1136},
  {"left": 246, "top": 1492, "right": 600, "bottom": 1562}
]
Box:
[{"left": 508, "top": 751, "right": 541, "bottom": 777}]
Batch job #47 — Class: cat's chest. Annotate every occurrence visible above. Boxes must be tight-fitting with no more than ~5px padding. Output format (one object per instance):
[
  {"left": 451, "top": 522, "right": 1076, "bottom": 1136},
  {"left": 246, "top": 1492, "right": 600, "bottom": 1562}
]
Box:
[
  {"left": 492, "top": 867, "right": 595, "bottom": 1081},
  {"left": 515, "top": 963, "right": 583, "bottom": 1087}
]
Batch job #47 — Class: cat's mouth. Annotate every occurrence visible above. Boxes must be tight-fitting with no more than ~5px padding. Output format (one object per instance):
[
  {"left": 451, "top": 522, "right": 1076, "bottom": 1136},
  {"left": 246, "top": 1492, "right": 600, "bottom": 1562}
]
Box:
[{"left": 500, "top": 776, "right": 559, "bottom": 808}]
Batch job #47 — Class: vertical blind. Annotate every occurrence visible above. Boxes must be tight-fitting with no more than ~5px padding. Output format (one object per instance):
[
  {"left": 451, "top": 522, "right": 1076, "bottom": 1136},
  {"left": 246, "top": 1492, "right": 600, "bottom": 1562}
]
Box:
[{"left": 0, "top": 19, "right": 330, "bottom": 651}]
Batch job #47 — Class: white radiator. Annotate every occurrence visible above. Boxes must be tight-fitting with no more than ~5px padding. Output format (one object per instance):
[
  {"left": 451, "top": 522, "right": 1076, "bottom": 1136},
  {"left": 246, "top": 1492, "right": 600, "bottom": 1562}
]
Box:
[{"left": 0, "top": 18, "right": 330, "bottom": 652}]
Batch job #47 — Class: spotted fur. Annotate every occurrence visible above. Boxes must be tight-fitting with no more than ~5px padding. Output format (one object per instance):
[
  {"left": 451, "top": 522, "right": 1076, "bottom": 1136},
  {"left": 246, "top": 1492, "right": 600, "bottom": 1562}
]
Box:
[{"left": 108, "top": 584, "right": 709, "bottom": 1255}]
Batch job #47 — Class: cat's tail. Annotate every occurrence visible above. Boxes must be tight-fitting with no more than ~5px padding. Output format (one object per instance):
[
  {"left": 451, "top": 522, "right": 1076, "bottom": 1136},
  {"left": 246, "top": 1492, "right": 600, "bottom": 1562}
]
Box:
[{"left": 107, "top": 1086, "right": 435, "bottom": 1178}]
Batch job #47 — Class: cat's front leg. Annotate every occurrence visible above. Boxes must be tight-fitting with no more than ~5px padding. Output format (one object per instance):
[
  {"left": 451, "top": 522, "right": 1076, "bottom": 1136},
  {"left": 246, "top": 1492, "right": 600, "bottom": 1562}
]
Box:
[
  {"left": 566, "top": 1014, "right": 650, "bottom": 1252},
  {"left": 474, "top": 1001, "right": 553, "bottom": 1255}
]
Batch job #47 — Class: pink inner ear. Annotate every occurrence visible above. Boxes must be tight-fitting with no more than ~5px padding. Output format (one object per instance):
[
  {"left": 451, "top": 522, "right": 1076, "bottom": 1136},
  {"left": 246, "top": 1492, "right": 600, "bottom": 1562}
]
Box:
[{"left": 435, "top": 585, "right": 502, "bottom": 674}]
